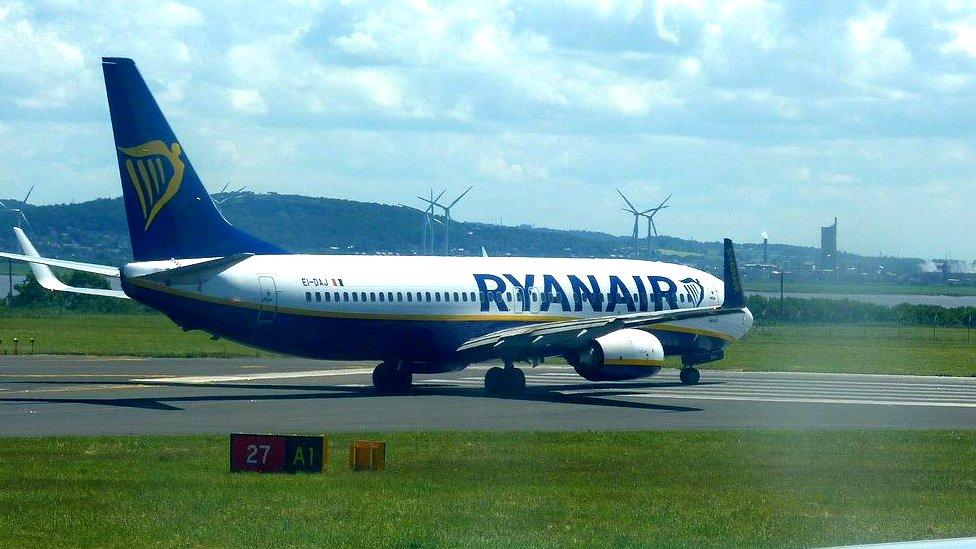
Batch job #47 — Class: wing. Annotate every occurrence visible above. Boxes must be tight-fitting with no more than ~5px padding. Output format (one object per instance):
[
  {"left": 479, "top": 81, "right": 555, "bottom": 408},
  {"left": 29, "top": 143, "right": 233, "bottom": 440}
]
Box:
[
  {"left": 455, "top": 238, "right": 750, "bottom": 363},
  {"left": 0, "top": 250, "right": 120, "bottom": 278},
  {"left": 12, "top": 228, "right": 129, "bottom": 299},
  {"left": 455, "top": 306, "right": 748, "bottom": 362}
]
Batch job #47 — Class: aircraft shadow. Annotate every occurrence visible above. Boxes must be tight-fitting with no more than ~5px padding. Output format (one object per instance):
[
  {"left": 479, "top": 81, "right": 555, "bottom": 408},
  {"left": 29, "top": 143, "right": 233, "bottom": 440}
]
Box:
[{"left": 0, "top": 377, "right": 704, "bottom": 413}]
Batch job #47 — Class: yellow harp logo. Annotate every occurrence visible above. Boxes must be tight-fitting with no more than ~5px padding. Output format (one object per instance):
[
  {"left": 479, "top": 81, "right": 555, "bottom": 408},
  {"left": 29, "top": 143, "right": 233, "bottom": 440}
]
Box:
[{"left": 118, "top": 140, "right": 185, "bottom": 231}]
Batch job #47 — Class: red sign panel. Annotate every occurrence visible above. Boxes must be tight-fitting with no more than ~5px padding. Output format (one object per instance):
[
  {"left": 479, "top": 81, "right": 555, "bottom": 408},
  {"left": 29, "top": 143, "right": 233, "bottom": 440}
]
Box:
[{"left": 230, "top": 434, "right": 286, "bottom": 472}]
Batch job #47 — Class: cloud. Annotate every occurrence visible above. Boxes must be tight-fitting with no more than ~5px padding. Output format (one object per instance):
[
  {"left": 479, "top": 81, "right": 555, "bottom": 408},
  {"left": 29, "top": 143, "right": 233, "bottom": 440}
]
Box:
[
  {"left": 1, "top": 1, "right": 976, "bottom": 257},
  {"left": 228, "top": 88, "right": 268, "bottom": 115}
]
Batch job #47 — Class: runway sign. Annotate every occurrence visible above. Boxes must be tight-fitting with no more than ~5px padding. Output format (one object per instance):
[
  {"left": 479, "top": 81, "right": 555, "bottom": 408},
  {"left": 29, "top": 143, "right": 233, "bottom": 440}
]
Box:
[
  {"left": 349, "top": 440, "right": 385, "bottom": 471},
  {"left": 230, "top": 434, "right": 328, "bottom": 473}
]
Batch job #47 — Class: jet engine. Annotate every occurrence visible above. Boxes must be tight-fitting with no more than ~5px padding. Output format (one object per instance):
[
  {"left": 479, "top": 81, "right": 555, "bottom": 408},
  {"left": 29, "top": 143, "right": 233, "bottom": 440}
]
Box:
[{"left": 568, "top": 328, "right": 665, "bottom": 381}]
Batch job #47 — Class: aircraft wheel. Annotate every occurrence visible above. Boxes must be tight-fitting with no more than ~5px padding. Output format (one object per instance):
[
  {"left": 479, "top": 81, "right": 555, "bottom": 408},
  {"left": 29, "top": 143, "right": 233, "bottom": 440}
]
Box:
[
  {"left": 506, "top": 367, "right": 526, "bottom": 396},
  {"left": 484, "top": 366, "right": 506, "bottom": 396},
  {"left": 373, "top": 361, "right": 412, "bottom": 395},
  {"left": 679, "top": 367, "right": 700, "bottom": 386}
]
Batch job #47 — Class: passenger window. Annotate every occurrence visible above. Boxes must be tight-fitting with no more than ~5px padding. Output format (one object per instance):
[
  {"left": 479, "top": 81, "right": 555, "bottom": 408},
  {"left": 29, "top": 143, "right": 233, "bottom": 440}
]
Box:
[
  {"left": 407, "top": 292, "right": 413, "bottom": 302},
  {"left": 506, "top": 292, "right": 512, "bottom": 301},
  {"left": 532, "top": 292, "right": 538, "bottom": 302},
  {"left": 679, "top": 294, "right": 685, "bottom": 303},
  {"left": 352, "top": 293, "right": 358, "bottom": 302},
  {"left": 425, "top": 292, "right": 431, "bottom": 302},
  {"left": 397, "top": 292, "right": 403, "bottom": 302},
  {"left": 315, "top": 292, "right": 321, "bottom": 302},
  {"left": 361, "top": 292, "right": 367, "bottom": 302},
  {"left": 471, "top": 292, "right": 477, "bottom": 302},
  {"left": 333, "top": 292, "right": 340, "bottom": 301},
  {"left": 305, "top": 292, "right": 311, "bottom": 302},
  {"left": 343, "top": 292, "right": 349, "bottom": 302},
  {"left": 462, "top": 292, "right": 468, "bottom": 302},
  {"left": 435, "top": 292, "right": 441, "bottom": 302},
  {"left": 324, "top": 292, "right": 331, "bottom": 302},
  {"left": 387, "top": 292, "right": 393, "bottom": 302},
  {"left": 416, "top": 292, "right": 422, "bottom": 302},
  {"left": 370, "top": 292, "right": 376, "bottom": 302},
  {"left": 453, "top": 292, "right": 460, "bottom": 302}
]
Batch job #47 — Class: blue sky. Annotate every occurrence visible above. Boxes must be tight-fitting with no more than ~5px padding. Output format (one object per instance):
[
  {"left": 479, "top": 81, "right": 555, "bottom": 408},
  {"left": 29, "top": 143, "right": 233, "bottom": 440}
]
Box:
[{"left": 0, "top": 1, "right": 975, "bottom": 258}]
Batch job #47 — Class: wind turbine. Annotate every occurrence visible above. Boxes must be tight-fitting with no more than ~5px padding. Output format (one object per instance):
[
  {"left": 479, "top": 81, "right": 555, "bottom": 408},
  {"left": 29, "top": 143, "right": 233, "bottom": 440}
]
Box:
[
  {"left": 401, "top": 189, "right": 444, "bottom": 254},
  {"left": 0, "top": 185, "right": 35, "bottom": 230},
  {"left": 639, "top": 193, "right": 671, "bottom": 238},
  {"left": 617, "top": 189, "right": 644, "bottom": 239},
  {"left": 420, "top": 186, "right": 473, "bottom": 255},
  {"left": 213, "top": 180, "right": 248, "bottom": 205},
  {"left": 617, "top": 189, "right": 671, "bottom": 257},
  {"left": 0, "top": 185, "right": 34, "bottom": 303}
]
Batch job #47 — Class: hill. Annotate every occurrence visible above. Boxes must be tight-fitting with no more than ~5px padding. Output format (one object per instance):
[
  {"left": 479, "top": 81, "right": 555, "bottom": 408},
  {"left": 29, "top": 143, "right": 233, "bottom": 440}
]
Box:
[{"left": 0, "top": 193, "right": 923, "bottom": 277}]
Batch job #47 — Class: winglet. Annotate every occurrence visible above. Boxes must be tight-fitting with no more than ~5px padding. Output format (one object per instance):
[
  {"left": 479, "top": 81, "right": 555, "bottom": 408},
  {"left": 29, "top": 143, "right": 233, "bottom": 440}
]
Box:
[{"left": 722, "top": 238, "right": 746, "bottom": 309}]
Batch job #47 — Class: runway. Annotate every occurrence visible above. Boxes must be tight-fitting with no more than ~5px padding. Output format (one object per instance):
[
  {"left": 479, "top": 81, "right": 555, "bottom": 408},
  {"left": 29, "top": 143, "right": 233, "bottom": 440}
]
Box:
[{"left": 1, "top": 356, "right": 975, "bottom": 435}]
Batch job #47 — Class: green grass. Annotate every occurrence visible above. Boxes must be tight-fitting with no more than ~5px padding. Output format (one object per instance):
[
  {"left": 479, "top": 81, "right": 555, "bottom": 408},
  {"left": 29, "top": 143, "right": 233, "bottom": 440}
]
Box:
[
  {"left": 716, "top": 324, "right": 976, "bottom": 377},
  {"left": 745, "top": 280, "right": 976, "bottom": 296},
  {"left": 1, "top": 431, "right": 974, "bottom": 547},
  {"left": 0, "top": 313, "right": 263, "bottom": 357},
  {"left": 1, "top": 313, "right": 974, "bottom": 377}
]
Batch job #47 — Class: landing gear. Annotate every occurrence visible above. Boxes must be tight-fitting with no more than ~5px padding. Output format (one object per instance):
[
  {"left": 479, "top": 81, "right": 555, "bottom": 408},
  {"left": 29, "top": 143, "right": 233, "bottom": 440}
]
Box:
[
  {"left": 679, "top": 367, "right": 700, "bottom": 386},
  {"left": 485, "top": 362, "right": 526, "bottom": 397},
  {"left": 373, "top": 360, "right": 412, "bottom": 395}
]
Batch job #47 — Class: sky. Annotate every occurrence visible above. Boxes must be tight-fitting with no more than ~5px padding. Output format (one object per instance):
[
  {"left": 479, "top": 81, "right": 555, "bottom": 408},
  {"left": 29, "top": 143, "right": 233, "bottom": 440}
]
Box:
[{"left": 0, "top": 1, "right": 975, "bottom": 259}]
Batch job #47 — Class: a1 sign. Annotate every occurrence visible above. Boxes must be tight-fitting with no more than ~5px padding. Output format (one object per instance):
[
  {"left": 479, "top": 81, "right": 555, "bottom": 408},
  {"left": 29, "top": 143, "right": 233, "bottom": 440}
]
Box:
[{"left": 230, "top": 434, "right": 327, "bottom": 473}]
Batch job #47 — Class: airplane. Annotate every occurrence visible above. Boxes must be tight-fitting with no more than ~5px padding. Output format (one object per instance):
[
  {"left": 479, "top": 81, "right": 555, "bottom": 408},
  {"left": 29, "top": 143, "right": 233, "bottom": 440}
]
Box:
[{"left": 0, "top": 57, "right": 753, "bottom": 396}]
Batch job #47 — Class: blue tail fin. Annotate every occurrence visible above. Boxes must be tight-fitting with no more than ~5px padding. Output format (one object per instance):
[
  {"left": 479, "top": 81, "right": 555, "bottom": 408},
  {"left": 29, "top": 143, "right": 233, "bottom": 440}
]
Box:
[{"left": 102, "top": 57, "right": 285, "bottom": 261}]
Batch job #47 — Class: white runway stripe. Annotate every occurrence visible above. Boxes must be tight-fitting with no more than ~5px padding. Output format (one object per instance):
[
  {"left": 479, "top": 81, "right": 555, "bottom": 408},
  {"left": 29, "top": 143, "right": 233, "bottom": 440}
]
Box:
[
  {"left": 133, "top": 368, "right": 375, "bottom": 384},
  {"left": 620, "top": 392, "right": 976, "bottom": 408}
]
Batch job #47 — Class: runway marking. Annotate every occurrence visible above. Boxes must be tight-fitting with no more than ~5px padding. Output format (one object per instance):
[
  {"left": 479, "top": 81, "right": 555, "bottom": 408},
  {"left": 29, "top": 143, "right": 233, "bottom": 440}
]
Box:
[
  {"left": 622, "top": 392, "right": 976, "bottom": 408},
  {"left": 134, "top": 368, "right": 375, "bottom": 384},
  {"left": 8, "top": 384, "right": 152, "bottom": 395},
  {"left": 0, "top": 374, "right": 169, "bottom": 378}
]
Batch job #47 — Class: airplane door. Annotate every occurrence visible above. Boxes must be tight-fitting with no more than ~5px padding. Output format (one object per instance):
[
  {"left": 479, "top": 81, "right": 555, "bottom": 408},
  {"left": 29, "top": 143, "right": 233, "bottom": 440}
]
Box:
[
  {"left": 527, "top": 286, "right": 541, "bottom": 314},
  {"left": 258, "top": 275, "right": 277, "bottom": 324}
]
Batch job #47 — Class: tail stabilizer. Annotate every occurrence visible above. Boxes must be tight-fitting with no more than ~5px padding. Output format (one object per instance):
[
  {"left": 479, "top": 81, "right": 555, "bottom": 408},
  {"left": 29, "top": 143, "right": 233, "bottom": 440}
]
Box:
[
  {"left": 722, "top": 238, "right": 746, "bottom": 309},
  {"left": 13, "top": 227, "right": 129, "bottom": 299},
  {"left": 102, "top": 57, "right": 285, "bottom": 261}
]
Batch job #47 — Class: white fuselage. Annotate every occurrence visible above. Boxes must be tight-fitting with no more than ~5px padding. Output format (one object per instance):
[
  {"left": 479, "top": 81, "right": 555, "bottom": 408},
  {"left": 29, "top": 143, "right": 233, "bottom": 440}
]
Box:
[{"left": 122, "top": 254, "right": 750, "bottom": 364}]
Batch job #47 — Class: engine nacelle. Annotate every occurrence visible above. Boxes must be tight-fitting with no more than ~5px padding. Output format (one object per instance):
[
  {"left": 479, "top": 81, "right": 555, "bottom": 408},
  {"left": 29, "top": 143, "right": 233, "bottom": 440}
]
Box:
[{"left": 568, "top": 328, "right": 665, "bottom": 381}]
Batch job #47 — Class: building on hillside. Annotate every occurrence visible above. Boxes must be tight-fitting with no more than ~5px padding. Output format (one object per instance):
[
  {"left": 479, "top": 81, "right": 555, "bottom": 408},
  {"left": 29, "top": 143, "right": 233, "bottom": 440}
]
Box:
[{"left": 820, "top": 217, "right": 837, "bottom": 271}]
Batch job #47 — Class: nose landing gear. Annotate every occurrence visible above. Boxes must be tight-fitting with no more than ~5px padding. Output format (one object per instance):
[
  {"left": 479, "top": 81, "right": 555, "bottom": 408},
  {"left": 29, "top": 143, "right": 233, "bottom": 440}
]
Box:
[{"left": 485, "top": 362, "right": 526, "bottom": 397}]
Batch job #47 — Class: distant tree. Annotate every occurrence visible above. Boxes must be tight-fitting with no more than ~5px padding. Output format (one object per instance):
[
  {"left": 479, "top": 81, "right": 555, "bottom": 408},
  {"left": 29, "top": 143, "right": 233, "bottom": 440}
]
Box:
[{"left": 10, "top": 274, "right": 55, "bottom": 308}]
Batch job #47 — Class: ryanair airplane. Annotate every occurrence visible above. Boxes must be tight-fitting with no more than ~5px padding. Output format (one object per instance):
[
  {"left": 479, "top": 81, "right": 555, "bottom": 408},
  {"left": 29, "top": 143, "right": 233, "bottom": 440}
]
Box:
[{"left": 1, "top": 57, "right": 753, "bottom": 396}]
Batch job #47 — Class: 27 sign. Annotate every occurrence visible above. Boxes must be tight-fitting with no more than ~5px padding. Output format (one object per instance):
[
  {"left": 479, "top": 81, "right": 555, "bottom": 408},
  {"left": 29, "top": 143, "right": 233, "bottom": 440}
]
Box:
[{"left": 230, "top": 433, "right": 328, "bottom": 473}]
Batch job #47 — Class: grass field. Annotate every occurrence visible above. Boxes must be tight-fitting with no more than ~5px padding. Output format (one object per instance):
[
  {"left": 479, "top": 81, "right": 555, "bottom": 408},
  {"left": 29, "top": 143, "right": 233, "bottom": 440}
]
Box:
[
  {"left": 745, "top": 280, "right": 976, "bottom": 296},
  {"left": 721, "top": 324, "right": 976, "bottom": 377},
  {"left": 1, "top": 313, "right": 974, "bottom": 376},
  {"left": 0, "top": 431, "right": 973, "bottom": 547},
  {"left": 0, "top": 313, "right": 264, "bottom": 358}
]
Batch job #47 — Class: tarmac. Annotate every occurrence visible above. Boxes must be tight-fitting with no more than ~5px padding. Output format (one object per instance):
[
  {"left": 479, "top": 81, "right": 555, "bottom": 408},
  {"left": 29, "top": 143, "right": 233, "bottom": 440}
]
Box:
[{"left": 1, "top": 356, "right": 975, "bottom": 436}]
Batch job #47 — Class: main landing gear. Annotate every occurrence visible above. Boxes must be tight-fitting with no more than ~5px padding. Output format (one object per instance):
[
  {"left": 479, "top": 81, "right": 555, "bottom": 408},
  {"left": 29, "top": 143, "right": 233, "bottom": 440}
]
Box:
[
  {"left": 373, "top": 360, "right": 412, "bottom": 395},
  {"left": 679, "top": 367, "right": 700, "bottom": 386},
  {"left": 484, "top": 362, "right": 526, "bottom": 397}
]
